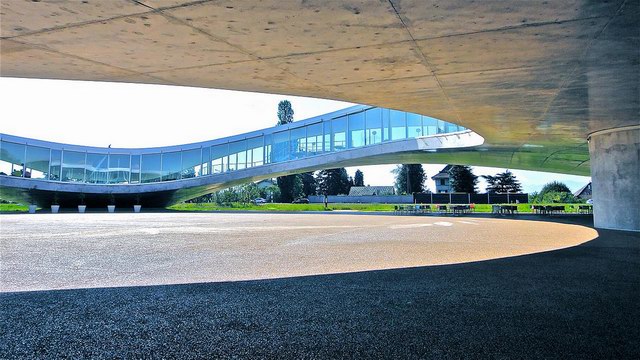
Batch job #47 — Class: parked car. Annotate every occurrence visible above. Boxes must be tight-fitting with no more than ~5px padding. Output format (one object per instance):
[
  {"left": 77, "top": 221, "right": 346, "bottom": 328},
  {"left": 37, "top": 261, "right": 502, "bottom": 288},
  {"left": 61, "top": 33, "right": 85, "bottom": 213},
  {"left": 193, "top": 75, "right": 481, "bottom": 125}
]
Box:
[
  {"left": 253, "top": 198, "right": 267, "bottom": 204},
  {"left": 292, "top": 198, "right": 309, "bottom": 204},
  {"left": 586, "top": 199, "right": 593, "bottom": 205}
]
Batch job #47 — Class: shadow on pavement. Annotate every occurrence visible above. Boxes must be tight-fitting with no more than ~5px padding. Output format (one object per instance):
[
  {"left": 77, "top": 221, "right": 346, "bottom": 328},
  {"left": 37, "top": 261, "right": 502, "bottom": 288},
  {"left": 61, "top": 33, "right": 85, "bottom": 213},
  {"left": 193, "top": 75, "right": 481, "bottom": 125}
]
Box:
[{"left": 1, "top": 223, "right": 638, "bottom": 358}]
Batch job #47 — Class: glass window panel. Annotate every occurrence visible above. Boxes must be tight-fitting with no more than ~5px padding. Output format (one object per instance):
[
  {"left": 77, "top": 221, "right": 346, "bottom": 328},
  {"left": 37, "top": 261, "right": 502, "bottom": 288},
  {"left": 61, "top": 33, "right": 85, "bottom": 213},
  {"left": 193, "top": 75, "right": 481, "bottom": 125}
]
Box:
[
  {"left": 306, "top": 123, "right": 323, "bottom": 154},
  {"left": 323, "top": 122, "right": 332, "bottom": 152},
  {"left": 130, "top": 155, "right": 141, "bottom": 184},
  {"left": 437, "top": 119, "right": 446, "bottom": 134},
  {"left": 211, "top": 144, "right": 228, "bottom": 173},
  {"left": 272, "top": 130, "right": 289, "bottom": 163},
  {"left": 365, "top": 108, "right": 382, "bottom": 145},
  {"left": 390, "top": 110, "right": 406, "bottom": 140},
  {"left": 290, "top": 127, "right": 306, "bottom": 159},
  {"left": 61, "top": 150, "right": 86, "bottom": 182},
  {"left": 422, "top": 116, "right": 437, "bottom": 136},
  {"left": 108, "top": 154, "right": 130, "bottom": 184},
  {"left": 162, "top": 151, "right": 181, "bottom": 181},
  {"left": 332, "top": 116, "right": 347, "bottom": 151},
  {"left": 264, "top": 134, "right": 272, "bottom": 165},
  {"left": 349, "top": 112, "right": 365, "bottom": 148},
  {"left": 446, "top": 122, "right": 459, "bottom": 133},
  {"left": 50, "top": 149, "right": 61, "bottom": 181},
  {"left": 200, "top": 147, "right": 210, "bottom": 175},
  {"left": 86, "top": 153, "right": 108, "bottom": 184},
  {"left": 407, "top": 113, "right": 422, "bottom": 138},
  {"left": 382, "top": 109, "right": 390, "bottom": 141},
  {"left": 181, "top": 148, "right": 201, "bottom": 178},
  {"left": 229, "top": 140, "right": 246, "bottom": 170},
  {"left": 25, "top": 145, "right": 49, "bottom": 179},
  {"left": 247, "top": 136, "right": 263, "bottom": 167},
  {"left": 141, "top": 153, "right": 161, "bottom": 183},
  {"left": 0, "top": 141, "right": 25, "bottom": 177}
]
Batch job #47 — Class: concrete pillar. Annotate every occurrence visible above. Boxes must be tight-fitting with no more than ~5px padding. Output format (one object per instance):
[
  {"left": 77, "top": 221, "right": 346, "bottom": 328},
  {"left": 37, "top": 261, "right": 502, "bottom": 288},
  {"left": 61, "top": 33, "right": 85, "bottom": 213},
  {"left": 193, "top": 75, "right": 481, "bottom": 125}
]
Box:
[{"left": 588, "top": 125, "right": 640, "bottom": 231}]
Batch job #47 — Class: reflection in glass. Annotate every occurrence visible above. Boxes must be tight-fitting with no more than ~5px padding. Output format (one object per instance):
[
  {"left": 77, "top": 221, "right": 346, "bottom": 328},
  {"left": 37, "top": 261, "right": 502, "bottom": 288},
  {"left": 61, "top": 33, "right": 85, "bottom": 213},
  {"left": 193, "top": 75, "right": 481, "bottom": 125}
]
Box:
[
  {"left": 272, "top": 131, "right": 289, "bottom": 163},
  {"left": 349, "top": 112, "right": 365, "bottom": 148},
  {"left": 390, "top": 110, "right": 406, "bottom": 140},
  {"left": 380, "top": 108, "right": 390, "bottom": 142},
  {"left": 229, "top": 140, "right": 246, "bottom": 170},
  {"left": 162, "top": 151, "right": 181, "bottom": 181},
  {"left": 0, "top": 141, "right": 25, "bottom": 177},
  {"left": 141, "top": 153, "right": 161, "bottom": 183},
  {"left": 332, "top": 116, "right": 347, "bottom": 150},
  {"left": 25, "top": 145, "right": 49, "bottom": 179},
  {"left": 247, "top": 137, "right": 264, "bottom": 167},
  {"left": 323, "top": 122, "right": 332, "bottom": 152},
  {"left": 407, "top": 113, "right": 422, "bottom": 138},
  {"left": 437, "top": 119, "right": 446, "bottom": 134},
  {"left": 62, "top": 150, "right": 86, "bottom": 182},
  {"left": 290, "top": 127, "right": 306, "bottom": 159},
  {"left": 365, "top": 108, "right": 382, "bottom": 145},
  {"left": 423, "top": 116, "right": 437, "bottom": 136},
  {"left": 130, "top": 155, "right": 141, "bottom": 184},
  {"left": 201, "top": 146, "right": 210, "bottom": 176},
  {"left": 211, "top": 144, "right": 227, "bottom": 173},
  {"left": 50, "top": 149, "right": 62, "bottom": 181},
  {"left": 181, "top": 148, "right": 201, "bottom": 178},
  {"left": 86, "top": 153, "right": 108, "bottom": 184},
  {"left": 263, "top": 135, "right": 272, "bottom": 165},
  {"left": 306, "top": 123, "right": 323, "bottom": 154},
  {"left": 109, "top": 154, "right": 130, "bottom": 184},
  {"left": 446, "top": 122, "right": 459, "bottom": 133}
]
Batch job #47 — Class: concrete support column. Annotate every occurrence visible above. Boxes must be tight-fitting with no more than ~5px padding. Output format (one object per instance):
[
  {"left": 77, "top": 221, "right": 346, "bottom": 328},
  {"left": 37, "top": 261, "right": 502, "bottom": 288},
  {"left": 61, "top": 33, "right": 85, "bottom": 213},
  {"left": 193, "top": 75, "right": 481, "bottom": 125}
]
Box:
[{"left": 588, "top": 125, "right": 640, "bottom": 231}]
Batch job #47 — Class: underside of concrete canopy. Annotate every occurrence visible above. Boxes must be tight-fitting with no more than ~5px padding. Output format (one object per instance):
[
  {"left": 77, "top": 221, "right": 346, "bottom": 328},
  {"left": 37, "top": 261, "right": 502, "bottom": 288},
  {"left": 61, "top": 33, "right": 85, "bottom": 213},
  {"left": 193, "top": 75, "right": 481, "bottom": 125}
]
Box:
[{"left": 1, "top": 0, "right": 638, "bottom": 229}]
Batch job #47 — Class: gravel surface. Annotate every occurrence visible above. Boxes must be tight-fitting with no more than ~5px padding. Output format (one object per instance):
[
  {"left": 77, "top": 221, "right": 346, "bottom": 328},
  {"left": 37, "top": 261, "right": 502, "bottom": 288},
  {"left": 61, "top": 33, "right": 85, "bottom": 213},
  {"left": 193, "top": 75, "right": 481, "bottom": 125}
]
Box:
[{"left": 0, "top": 213, "right": 638, "bottom": 358}]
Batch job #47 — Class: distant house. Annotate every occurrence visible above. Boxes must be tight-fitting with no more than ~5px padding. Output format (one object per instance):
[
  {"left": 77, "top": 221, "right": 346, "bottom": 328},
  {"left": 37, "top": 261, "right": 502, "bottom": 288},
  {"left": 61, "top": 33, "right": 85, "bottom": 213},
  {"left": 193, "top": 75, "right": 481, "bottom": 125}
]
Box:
[
  {"left": 256, "top": 179, "right": 275, "bottom": 189},
  {"left": 574, "top": 182, "right": 592, "bottom": 200},
  {"left": 431, "top": 165, "right": 453, "bottom": 193},
  {"left": 348, "top": 186, "right": 395, "bottom": 196}
]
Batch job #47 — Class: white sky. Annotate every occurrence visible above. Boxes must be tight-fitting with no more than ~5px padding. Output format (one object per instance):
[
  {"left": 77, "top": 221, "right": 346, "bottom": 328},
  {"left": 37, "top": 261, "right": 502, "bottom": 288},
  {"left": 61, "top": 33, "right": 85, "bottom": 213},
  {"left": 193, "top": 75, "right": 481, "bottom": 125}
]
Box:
[{"left": 0, "top": 78, "right": 590, "bottom": 193}]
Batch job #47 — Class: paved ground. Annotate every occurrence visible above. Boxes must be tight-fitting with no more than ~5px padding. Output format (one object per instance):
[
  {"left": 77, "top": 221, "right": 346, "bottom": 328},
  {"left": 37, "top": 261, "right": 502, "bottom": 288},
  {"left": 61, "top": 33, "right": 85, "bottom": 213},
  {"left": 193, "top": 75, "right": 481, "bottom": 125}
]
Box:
[{"left": 0, "top": 213, "right": 638, "bottom": 358}]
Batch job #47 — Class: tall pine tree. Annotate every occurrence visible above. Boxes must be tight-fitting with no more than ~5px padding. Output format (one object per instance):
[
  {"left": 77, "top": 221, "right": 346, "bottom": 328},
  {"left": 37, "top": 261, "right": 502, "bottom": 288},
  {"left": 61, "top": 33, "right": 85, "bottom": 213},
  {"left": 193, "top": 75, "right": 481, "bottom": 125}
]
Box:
[
  {"left": 393, "top": 164, "right": 426, "bottom": 194},
  {"left": 449, "top": 165, "right": 478, "bottom": 193}
]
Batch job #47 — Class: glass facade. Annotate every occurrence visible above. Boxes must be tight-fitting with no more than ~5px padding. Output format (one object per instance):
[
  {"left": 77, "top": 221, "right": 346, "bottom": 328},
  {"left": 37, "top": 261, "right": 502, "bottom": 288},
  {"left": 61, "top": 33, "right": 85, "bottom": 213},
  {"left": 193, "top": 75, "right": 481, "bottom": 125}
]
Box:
[{"left": 0, "top": 107, "right": 467, "bottom": 186}]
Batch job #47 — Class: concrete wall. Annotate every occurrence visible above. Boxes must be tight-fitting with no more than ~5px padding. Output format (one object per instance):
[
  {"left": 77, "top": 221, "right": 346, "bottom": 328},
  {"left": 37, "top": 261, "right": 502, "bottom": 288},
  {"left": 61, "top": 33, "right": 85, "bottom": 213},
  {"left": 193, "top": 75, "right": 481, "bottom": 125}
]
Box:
[
  {"left": 308, "top": 195, "right": 413, "bottom": 204},
  {"left": 589, "top": 126, "right": 640, "bottom": 231}
]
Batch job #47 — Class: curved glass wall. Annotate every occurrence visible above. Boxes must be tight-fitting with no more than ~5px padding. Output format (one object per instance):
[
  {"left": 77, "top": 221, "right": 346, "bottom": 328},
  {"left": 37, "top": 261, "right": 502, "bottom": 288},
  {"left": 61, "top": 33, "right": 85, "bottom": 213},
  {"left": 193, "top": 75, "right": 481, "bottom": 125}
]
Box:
[{"left": 0, "top": 106, "right": 467, "bottom": 185}]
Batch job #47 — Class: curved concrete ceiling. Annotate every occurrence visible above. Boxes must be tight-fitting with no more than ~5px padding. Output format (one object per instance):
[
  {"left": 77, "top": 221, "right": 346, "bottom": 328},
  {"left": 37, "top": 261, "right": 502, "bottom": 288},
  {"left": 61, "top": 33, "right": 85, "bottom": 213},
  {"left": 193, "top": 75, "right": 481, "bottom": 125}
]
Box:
[{"left": 1, "top": 0, "right": 638, "bottom": 175}]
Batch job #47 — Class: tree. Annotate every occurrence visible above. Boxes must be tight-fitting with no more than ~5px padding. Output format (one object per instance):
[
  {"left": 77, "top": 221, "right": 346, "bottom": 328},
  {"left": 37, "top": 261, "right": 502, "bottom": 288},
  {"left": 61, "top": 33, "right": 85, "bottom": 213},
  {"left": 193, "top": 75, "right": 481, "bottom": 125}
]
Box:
[
  {"left": 530, "top": 181, "right": 577, "bottom": 203},
  {"left": 449, "top": 165, "right": 478, "bottom": 193},
  {"left": 300, "top": 172, "right": 317, "bottom": 197},
  {"left": 393, "top": 164, "right": 426, "bottom": 194},
  {"left": 277, "top": 174, "right": 303, "bottom": 202},
  {"left": 482, "top": 170, "right": 522, "bottom": 193},
  {"left": 539, "top": 181, "right": 571, "bottom": 195},
  {"left": 276, "top": 100, "right": 294, "bottom": 125},
  {"left": 275, "top": 99, "right": 299, "bottom": 201},
  {"left": 354, "top": 169, "right": 364, "bottom": 187},
  {"left": 316, "top": 168, "right": 351, "bottom": 195}
]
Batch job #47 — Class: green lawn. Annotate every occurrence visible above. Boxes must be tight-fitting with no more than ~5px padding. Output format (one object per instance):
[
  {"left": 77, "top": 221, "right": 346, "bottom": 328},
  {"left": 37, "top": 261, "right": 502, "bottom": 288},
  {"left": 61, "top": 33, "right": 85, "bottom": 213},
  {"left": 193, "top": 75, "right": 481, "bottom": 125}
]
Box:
[
  {"left": 0, "top": 204, "right": 31, "bottom": 212},
  {"left": 168, "top": 202, "right": 590, "bottom": 213}
]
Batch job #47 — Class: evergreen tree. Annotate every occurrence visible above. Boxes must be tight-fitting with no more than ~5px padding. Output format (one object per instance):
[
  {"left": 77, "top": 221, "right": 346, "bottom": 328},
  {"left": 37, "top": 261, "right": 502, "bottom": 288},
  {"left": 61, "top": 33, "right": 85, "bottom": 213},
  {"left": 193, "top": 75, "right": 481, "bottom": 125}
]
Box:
[
  {"left": 275, "top": 99, "right": 299, "bottom": 201},
  {"left": 539, "top": 181, "right": 571, "bottom": 195},
  {"left": 316, "top": 168, "right": 351, "bottom": 195},
  {"left": 277, "top": 174, "right": 303, "bottom": 202},
  {"left": 300, "top": 172, "right": 317, "bottom": 197},
  {"left": 276, "top": 100, "right": 294, "bottom": 125},
  {"left": 354, "top": 169, "right": 364, "bottom": 186},
  {"left": 483, "top": 170, "right": 522, "bottom": 193},
  {"left": 393, "top": 164, "right": 426, "bottom": 194},
  {"left": 449, "top": 165, "right": 478, "bottom": 193}
]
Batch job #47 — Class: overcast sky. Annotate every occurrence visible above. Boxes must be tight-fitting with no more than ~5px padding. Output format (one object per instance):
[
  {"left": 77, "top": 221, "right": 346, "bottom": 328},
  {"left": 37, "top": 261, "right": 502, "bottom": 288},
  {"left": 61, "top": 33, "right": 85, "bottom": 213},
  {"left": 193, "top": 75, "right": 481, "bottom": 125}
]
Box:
[{"left": 0, "top": 78, "right": 590, "bottom": 193}]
